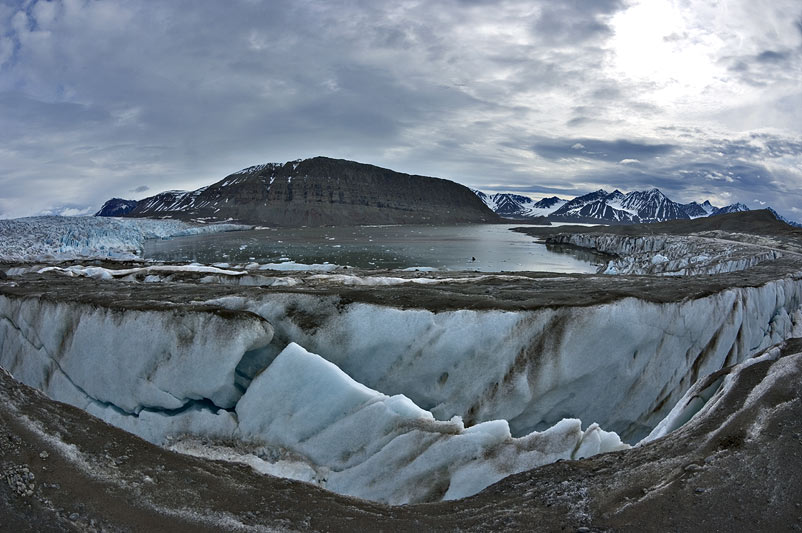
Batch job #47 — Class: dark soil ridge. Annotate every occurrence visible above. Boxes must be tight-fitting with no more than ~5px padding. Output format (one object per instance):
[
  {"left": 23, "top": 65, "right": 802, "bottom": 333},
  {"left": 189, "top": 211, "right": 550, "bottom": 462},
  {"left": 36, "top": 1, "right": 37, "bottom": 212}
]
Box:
[{"left": 2, "top": 253, "right": 801, "bottom": 314}]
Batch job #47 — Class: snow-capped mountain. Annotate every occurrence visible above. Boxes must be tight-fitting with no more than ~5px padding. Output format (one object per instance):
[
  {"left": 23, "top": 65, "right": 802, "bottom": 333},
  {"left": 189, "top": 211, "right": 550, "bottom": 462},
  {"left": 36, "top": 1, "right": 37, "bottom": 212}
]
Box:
[
  {"left": 680, "top": 200, "right": 717, "bottom": 219},
  {"left": 714, "top": 202, "right": 749, "bottom": 215},
  {"left": 469, "top": 191, "right": 566, "bottom": 219},
  {"left": 617, "top": 188, "right": 689, "bottom": 222},
  {"left": 95, "top": 198, "right": 139, "bottom": 217},
  {"left": 767, "top": 207, "right": 802, "bottom": 228},
  {"left": 473, "top": 187, "right": 787, "bottom": 225}
]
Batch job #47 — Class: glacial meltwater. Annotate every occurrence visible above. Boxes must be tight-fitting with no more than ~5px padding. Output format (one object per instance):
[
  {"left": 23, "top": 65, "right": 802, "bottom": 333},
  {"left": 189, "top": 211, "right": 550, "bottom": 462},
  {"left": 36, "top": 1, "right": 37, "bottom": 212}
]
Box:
[{"left": 144, "top": 224, "right": 605, "bottom": 272}]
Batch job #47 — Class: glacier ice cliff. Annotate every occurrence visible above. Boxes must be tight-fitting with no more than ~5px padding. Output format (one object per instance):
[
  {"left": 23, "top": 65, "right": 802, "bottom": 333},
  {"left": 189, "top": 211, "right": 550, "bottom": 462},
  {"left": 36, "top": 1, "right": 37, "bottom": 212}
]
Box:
[
  {"left": 0, "top": 216, "right": 249, "bottom": 262},
  {"left": 546, "top": 233, "right": 782, "bottom": 275}
]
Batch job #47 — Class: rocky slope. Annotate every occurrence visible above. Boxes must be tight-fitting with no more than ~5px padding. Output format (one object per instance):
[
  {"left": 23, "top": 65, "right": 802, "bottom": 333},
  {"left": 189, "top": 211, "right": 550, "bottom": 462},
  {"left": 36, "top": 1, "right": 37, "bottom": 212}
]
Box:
[{"left": 119, "top": 157, "right": 499, "bottom": 226}]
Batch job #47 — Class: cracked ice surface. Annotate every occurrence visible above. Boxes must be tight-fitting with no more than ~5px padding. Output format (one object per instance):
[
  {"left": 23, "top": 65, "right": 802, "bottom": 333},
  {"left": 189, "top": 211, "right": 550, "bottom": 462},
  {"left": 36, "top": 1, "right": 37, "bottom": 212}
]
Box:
[{"left": 0, "top": 216, "right": 250, "bottom": 261}]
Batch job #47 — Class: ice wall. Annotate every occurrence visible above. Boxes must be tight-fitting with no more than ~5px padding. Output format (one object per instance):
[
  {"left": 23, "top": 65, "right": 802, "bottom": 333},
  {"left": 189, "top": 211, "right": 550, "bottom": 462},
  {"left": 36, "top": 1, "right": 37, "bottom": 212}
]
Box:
[
  {"left": 546, "top": 234, "right": 781, "bottom": 275},
  {"left": 211, "top": 273, "right": 802, "bottom": 442},
  {"left": 0, "top": 295, "right": 273, "bottom": 416},
  {"left": 0, "top": 293, "right": 626, "bottom": 504}
]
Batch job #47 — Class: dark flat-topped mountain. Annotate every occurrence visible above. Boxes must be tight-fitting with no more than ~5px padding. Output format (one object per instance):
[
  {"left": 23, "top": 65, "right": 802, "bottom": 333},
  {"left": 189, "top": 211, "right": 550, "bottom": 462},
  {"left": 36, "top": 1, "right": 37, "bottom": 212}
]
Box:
[{"left": 118, "top": 157, "right": 499, "bottom": 226}]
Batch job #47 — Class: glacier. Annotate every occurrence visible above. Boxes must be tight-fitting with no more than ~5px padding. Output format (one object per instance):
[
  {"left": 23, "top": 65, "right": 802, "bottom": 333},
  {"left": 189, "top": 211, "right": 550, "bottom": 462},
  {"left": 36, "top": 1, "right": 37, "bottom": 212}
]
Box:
[
  {"left": 546, "top": 233, "right": 782, "bottom": 275},
  {"left": 0, "top": 292, "right": 627, "bottom": 504},
  {"left": 207, "top": 274, "right": 802, "bottom": 444},
  {"left": 3, "top": 215, "right": 802, "bottom": 508},
  {"left": 0, "top": 216, "right": 249, "bottom": 262},
  {"left": 3, "top": 264, "right": 802, "bottom": 503}
]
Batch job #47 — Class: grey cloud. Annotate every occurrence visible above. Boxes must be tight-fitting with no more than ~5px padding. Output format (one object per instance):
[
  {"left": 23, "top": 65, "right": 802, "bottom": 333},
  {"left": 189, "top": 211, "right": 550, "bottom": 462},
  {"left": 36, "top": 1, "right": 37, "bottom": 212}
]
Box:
[
  {"left": 756, "top": 50, "right": 790, "bottom": 63},
  {"left": 0, "top": 0, "right": 801, "bottom": 220},
  {"left": 531, "top": 138, "right": 676, "bottom": 162},
  {"left": 723, "top": 46, "right": 801, "bottom": 87},
  {"left": 530, "top": 0, "right": 624, "bottom": 45},
  {"left": 130, "top": 185, "right": 149, "bottom": 193}
]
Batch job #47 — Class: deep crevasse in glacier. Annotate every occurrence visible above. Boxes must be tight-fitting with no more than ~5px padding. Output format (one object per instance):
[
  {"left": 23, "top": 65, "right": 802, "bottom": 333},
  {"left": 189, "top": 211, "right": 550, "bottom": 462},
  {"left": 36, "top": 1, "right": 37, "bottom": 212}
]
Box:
[
  {"left": 207, "top": 273, "right": 802, "bottom": 443},
  {"left": 3, "top": 271, "right": 802, "bottom": 503},
  {"left": 0, "top": 294, "right": 626, "bottom": 504}
]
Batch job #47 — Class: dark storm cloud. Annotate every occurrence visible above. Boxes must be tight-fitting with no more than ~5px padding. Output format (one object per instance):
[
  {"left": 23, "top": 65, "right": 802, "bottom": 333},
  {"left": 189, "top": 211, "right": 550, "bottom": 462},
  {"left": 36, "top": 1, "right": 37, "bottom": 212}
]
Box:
[{"left": 530, "top": 138, "right": 676, "bottom": 162}]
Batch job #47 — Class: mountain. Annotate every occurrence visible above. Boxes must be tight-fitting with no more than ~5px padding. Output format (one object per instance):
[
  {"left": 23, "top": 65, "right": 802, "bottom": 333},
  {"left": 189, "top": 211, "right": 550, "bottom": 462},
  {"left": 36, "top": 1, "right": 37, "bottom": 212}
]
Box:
[
  {"left": 470, "top": 191, "right": 566, "bottom": 219},
  {"left": 95, "top": 198, "right": 139, "bottom": 217},
  {"left": 109, "top": 157, "right": 499, "bottom": 226},
  {"left": 713, "top": 202, "right": 749, "bottom": 216},
  {"left": 681, "top": 200, "right": 716, "bottom": 219},
  {"left": 767, "top": 207, "right": 802, "bottom": 228},
  {"left": 617, "top": 188, "right": 689, "bottom": 222},
  {"left": 473, "top": 188, "right": 791, "bottom": 225}
]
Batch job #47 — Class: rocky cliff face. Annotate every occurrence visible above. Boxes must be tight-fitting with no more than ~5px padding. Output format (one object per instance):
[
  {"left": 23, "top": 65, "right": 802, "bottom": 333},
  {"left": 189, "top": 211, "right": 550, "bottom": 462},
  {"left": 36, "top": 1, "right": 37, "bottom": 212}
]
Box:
[{"left": 126, "top": 157, "right": 499, "bottom": 226}]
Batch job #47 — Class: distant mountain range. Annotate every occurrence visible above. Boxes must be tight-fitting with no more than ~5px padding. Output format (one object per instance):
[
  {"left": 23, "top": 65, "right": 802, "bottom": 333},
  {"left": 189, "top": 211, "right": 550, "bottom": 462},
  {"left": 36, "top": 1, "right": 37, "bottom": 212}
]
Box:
[
  {"left": 472, "top": 188, "right": 799, "bottom": 225},
  {"left": 96, "top": 157, "right": 498, "bottom": 226},
  {"left": 95, "top": 158, "right": 798, "bottom": 228}
]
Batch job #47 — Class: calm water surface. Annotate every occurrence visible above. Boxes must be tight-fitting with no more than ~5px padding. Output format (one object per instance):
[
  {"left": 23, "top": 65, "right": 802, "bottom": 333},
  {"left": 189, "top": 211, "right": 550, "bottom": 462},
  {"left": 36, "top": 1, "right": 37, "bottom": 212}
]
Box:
[{"left": 144, "top": 224, "right": 604, "bottom": 273}]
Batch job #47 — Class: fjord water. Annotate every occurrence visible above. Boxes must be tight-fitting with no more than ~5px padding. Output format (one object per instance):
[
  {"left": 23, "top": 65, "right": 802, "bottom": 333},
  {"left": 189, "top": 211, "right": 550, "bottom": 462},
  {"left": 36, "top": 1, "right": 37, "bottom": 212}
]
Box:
[{"left": 144, "top": 224, "right": 603, "bottom": 273}]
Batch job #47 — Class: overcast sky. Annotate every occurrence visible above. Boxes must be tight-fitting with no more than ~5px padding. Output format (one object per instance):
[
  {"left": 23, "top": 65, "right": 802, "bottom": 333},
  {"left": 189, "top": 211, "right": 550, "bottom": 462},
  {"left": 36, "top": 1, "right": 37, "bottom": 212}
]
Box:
[{"left": 1, "top": 0, "right": 801, "bottom": 219}]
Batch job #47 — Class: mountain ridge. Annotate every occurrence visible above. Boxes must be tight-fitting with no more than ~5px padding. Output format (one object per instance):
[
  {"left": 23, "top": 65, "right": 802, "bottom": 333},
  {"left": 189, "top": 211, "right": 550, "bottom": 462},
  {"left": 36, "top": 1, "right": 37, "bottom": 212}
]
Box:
[
  {"left": 101, "top": 157, "right": 500, "bottom": 227},
  {"left": 472, "top": 188, "right": 782, "bottom": 225}
]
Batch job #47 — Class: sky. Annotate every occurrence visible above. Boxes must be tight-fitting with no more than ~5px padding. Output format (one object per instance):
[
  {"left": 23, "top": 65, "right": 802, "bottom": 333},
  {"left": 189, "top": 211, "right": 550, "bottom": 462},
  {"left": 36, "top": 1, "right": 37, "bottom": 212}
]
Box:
[{"left": 1, "top": 0, "right": 801, "bottom": 219}]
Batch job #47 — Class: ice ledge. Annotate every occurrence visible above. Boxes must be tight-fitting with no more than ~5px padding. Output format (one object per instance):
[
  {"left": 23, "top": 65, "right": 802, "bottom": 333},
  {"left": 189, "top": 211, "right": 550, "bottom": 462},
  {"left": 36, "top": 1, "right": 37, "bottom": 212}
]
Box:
[{"left": 235, "top": 342, "right": 630, "bottom": 504}]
